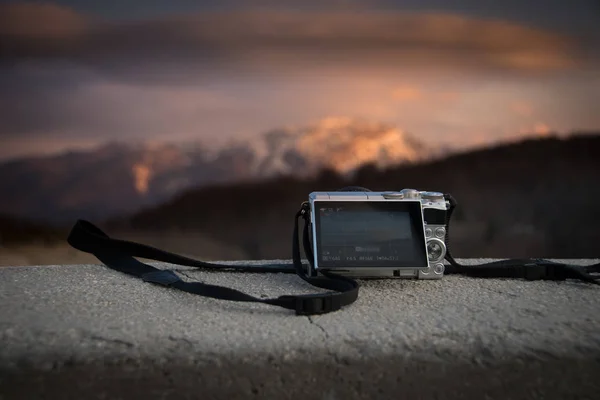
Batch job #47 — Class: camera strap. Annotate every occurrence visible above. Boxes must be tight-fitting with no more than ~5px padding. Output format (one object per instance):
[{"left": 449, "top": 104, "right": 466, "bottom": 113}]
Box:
[
  {"left": 441, "top": 194, "right": 600, "bottom": 284},
  {"left": 67, "top": 195, "right": 599, "bottom": 316},
  {"left": 67, "top": 202, "right": 359, "bottom": 316}
]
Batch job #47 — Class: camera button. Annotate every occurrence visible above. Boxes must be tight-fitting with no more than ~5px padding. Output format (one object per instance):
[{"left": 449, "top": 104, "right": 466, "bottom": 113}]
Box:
[
  {"left": 425, "top": 228, "right": 433, "bottom": 238},
  {"left": 435, "top": 227, "right": 446, "bottom": 238}
]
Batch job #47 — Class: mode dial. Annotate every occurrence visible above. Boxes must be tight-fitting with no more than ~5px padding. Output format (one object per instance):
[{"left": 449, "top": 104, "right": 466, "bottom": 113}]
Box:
[
  {"left": 382, "top": 192, "right": 404, "bottom": 199},
  {"left": 399, "top": 188, "right": 420, "bottom": 199}
]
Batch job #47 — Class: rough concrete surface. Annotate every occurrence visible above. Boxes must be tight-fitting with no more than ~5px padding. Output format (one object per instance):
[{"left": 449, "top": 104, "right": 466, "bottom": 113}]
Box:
[{"left": 0, "top": 259, "right": 599, "bottom": 399}]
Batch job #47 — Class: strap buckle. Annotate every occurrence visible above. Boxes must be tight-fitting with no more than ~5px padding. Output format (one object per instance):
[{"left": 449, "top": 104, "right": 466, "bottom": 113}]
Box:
[
  {"left": 523, "top": 262, "right": 565, "bottom": 281},
  {"left": 293, "top": 294, "right": 341, "bottom": 315}
]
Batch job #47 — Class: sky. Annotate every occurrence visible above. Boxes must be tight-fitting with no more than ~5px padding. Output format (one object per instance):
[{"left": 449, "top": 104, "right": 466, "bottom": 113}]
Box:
[{"left": 0, "top": 0, "right": 599, "bottom": 160}]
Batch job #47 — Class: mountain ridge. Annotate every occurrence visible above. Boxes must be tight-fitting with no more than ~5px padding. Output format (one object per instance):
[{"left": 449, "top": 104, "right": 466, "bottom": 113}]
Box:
[
  {"left": 115, "top": 133, "right": 600, "bottom": 259},
  {"left": 2, "top": 133, "right": 598, "bottom": 260},
  {"left": 0, "top": 117, "right": 431, "bottom": 223}
]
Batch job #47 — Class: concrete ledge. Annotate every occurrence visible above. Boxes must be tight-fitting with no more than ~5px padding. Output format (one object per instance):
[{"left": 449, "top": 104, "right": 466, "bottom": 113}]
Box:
[{"left": 1, "top": 259, "right": 599, "bottom": 399}]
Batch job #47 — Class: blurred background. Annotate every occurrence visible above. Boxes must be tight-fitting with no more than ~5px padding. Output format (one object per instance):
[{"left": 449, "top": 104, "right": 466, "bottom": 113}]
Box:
[{"left": 0, "top": 0, "right": 599, "bottom": 266}]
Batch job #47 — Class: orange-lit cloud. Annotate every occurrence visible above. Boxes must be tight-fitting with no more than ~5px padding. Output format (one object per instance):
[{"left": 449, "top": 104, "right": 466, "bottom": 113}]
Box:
[
  {"left": 392, "top": 86, "right": 423, "bottom": 102},
  {"left": 510, "top": 101, "right": 535, "bottom": 117},
  {"left": 436, "top": 92, "right": 461, "bottom": 104},
  {"left": 132, "top": 164, "right": 152, "bottom": 194},
  {"left": 392, "top": 86, "right": 461, "bottom": 105},
  {"left": 519, "top": 123, "right": 552, "bottom": 136},
  {"left": 533, "top": 123, "right": 551, "bottom": 136}
]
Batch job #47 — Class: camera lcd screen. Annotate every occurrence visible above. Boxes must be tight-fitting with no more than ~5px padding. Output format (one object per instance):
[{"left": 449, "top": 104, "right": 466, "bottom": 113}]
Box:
[{"left": 314, "top": 200, "right": 428, "bottom": 268}]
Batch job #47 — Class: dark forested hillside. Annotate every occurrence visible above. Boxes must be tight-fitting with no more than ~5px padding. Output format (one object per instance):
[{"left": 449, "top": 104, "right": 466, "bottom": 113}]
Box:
[
  {"left": 114, "top": 133, "right": 600, "bottom": 260},
  {"left": 0, "top": 214, "right": 64, "bottom": 246}
]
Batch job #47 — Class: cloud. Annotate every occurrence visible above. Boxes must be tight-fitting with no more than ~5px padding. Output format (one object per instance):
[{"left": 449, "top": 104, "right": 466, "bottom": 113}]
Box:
[
  {"left": 510, "top": 101, "right": 535, "bottom": 117},
  {"left": 1, "top": 2, "right": 598, "bottom": 161},
  {"left": 0, "top": 66, "right": 245, "bottom": 139},
  {"left": 533, "top": 123, "right": 551, "bottom": 136},
  {"left": 0, "top": 2, "right": 588, "bottom": 80},
  {"left": 0, "top": 134, "right": 101, "bottom": 160},
  {"left": 391, "top": 85, "right": 462, "bottom": 105},
  {"left": 392, "top": 86, "right": 423, "bottom": 102},
  {"left": 518, "top": 122, "right": 551, "bottom": 136},
  {"left": 2, "top": 59, "right": 598, "bottom": 161},
  {"left": 0, "top": 2, "right": 88, "bottom": 38}
]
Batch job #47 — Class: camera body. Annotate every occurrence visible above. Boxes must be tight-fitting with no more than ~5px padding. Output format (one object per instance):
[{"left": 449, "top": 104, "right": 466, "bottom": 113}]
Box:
[{"left": 307, "top": 189, "right": 450, "bottom": 279}]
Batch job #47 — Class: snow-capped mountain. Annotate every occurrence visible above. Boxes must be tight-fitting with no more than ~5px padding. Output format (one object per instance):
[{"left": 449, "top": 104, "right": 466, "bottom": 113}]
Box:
[
  {"left": 0, "top": 118, "right": 432, "bottom": 222},
  {"left": 243, "top": 117, "right": 429, "bottom": 177}
]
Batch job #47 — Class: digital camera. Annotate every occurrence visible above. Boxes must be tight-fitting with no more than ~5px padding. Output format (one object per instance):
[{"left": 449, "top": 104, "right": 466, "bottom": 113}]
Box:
[{"left": 307, "top": 189, "right": 450, "bottom": 279}]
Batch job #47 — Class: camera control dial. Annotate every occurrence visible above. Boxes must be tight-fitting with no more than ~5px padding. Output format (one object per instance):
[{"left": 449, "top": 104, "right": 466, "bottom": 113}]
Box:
[
  {"left": 420, "top": 191, "right": 445, "bottom": 201},
  {"left": 381, "top": 192, "right": 404, "bottom": 199},
  {"left": 426, "top": 238, "right": 446, "bottom": 263},
  {"left": 399, "top": 188, "right": 420, "bottom": 199}
]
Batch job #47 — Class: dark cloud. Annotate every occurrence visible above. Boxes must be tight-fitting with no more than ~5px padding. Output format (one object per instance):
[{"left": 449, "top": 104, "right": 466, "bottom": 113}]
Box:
[
  {"left": 0, "top": 62, "right": 252, "bottom": 140},
  {"left": 0, "top": 2, "right": 592, "bottom": 80},
  {"left": 0, "top": 64, "right": 104, "bottom": 136}
]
